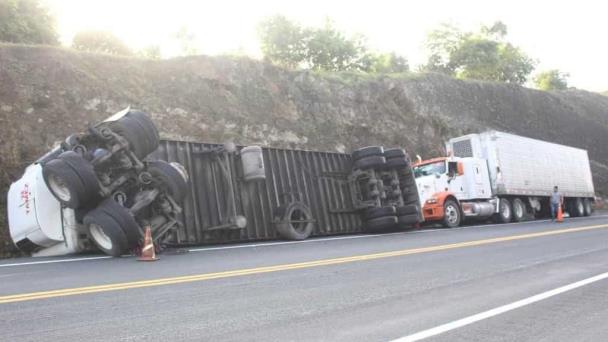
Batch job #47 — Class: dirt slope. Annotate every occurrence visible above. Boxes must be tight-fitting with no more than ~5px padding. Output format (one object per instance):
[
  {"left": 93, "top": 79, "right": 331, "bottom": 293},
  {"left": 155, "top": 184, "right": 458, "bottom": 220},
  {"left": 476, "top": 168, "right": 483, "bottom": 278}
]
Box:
[{"left": 2, "top": 44, "right": 608, "bottom": 256}]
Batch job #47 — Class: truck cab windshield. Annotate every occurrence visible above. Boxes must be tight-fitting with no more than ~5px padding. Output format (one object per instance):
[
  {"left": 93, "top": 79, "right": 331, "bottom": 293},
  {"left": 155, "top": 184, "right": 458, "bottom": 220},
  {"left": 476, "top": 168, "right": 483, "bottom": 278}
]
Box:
[{"left": 413, "top": 161, "right": 446, "bottom": 178}]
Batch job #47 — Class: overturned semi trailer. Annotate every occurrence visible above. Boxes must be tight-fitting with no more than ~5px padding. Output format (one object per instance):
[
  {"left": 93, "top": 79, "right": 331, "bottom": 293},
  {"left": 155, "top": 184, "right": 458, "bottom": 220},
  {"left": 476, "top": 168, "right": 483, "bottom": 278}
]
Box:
[
  {"left": 149, "top": 140, "right": 422, "bottom": 246},
  {"left": 7, "top": 109, "right": 422, "bottom": 257}
]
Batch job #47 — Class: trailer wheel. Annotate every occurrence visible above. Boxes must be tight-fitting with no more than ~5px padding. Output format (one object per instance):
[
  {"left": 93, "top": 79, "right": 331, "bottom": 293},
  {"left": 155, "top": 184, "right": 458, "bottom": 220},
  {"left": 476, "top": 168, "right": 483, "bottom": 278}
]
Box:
[
  {"left": 84, "top": 205, "right": 130, "bottom": 257},
  {"left": 353, "top": 156, "right": 386, "bottom": 170},
  {"left": 443, "top": 199, "right": 461, "bottom": 228},
  {"left": 396, "top": 204, "right": 418, "bottom": 216},
  {"left": 496, "top": 198, "right": 513, "bottom": 223},
  {"left": 42, "top": 151, "right": 100, "bottom": 209},
  {"left": 512, "top": 198, "right": 526, "bottom": 222},
  {"left": 275, "top": 202, "right": 314, "bottom": 240},
  {"left": 364, "top": 206, "right": 396, "bottom": 220},
  {"left": 385, "top": 157, "right": 410, "bottom": 169},
  {"left": 147, "top": 161, "right": 189, "bottom": 202},
  {"left": 572, "top": 198, "right": 585, "bottom": 217},
  {"left": 583, "top": 198, "right": 593, "bottom": 216},
  {"left": 109, "top": 111, "right": 159, "bottom": 159},
  {"left": 383, "top": 148, "right": 406, "bottom": 159},
  {"left": 397, "top": 214, "right": 419, "bottom": 227},
  {"left": 403, "top": 193, "right": 419, "bottom": 205},
  {"left": 352, "top": 146, "right": 383, "bottom": 161},
  {"left": 364, "top": 216, "right": 398, "bottom": 232}
]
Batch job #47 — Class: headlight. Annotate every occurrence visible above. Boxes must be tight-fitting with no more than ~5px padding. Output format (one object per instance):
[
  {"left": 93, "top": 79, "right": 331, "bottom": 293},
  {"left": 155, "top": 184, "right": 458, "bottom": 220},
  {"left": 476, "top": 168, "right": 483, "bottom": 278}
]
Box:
[{"left": 426, "top": 198, "right": 438, "bottom": 204}]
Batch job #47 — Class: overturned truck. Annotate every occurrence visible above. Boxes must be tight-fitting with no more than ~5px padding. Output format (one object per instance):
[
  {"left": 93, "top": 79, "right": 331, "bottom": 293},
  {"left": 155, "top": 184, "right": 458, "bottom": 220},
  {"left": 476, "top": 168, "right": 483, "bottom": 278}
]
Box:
[{"left": 7, "top": 110, "right": 422, "bottom": 257}]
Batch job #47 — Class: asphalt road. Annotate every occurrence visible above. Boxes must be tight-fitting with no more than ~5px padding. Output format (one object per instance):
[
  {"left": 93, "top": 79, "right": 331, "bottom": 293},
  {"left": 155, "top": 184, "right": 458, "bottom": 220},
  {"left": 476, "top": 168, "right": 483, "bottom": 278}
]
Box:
[{"left": 1, "top": 215, "right": 608, "bottom": 341}]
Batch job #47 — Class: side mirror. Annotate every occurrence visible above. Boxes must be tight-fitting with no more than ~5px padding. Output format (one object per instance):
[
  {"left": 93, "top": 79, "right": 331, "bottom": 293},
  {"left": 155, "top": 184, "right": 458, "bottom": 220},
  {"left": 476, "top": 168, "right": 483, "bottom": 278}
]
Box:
[{"left": 457, "top": 162, "right": 464, "bottom": 176}]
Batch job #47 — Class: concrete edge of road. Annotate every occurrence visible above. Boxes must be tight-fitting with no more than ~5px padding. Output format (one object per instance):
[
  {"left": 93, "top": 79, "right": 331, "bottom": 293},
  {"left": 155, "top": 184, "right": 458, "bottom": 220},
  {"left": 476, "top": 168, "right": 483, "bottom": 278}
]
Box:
[
  {"left": 1, "top": 214, "right": 607, "bottom": 268},
  {"left": 391, "top": 271, "right": 608, "bottom": 341},
  {"left": 1, "top": 222, "right": 608, "bottom": 304}
]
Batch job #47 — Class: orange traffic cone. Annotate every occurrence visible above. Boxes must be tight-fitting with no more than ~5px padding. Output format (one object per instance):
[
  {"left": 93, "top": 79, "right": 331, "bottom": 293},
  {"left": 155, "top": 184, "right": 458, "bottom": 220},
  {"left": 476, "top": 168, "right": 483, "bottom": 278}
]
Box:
[
  {"left": 138, "top": 226, "right": 158, "bottom": 261},
  {"left": 556, "top": 205, "right": 564, "bottom": 223}
]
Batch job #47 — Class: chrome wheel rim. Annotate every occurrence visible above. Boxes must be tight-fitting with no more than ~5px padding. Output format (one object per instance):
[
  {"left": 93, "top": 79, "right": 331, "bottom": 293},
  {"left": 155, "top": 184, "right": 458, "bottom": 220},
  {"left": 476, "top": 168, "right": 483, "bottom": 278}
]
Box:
[
  {"left": 445, "top": 204, "right": 459, "bottom": 224},
  {"left": 89, "top": 224, "right": 113, "bottom": 251},
  {"left": 501, "top": 202, "right": 511, "bottom": 219},
  {"left": 514, "top": 202, "right": 523, "bottom": 218},
  {"left": 48, "top": 174, "right": 71, "bottom": 202}
]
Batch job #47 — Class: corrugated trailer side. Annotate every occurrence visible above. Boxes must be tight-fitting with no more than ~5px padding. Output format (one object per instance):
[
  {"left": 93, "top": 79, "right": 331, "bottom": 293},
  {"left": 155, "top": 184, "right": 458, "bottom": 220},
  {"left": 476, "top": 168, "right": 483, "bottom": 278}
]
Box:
[
  {"left": 148, "top": 140, "right": 362, "bottom": 245},
  {"left": 480, "top": 131, "right": 595, "bottom": 197}
]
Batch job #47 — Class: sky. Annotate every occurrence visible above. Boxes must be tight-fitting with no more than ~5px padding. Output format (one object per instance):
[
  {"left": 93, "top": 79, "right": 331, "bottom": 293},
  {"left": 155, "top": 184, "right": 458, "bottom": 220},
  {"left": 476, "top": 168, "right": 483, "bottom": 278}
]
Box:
[{"left": 47, "top": 0, "right": 608, "bottom": 92}]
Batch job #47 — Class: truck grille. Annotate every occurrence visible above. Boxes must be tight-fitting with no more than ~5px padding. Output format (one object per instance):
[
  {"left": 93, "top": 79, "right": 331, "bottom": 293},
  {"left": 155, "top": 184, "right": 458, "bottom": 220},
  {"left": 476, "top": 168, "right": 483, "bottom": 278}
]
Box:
[{"left": 453, "top": 139, "right": 473, "bottom": 157}]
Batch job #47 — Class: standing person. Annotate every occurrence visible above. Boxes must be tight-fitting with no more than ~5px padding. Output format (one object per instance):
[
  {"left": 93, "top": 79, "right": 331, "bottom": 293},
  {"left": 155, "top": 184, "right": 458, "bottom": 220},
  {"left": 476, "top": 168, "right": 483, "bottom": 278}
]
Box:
[{"left": 551, "top": 186, "right": 563, "bottom": 222}]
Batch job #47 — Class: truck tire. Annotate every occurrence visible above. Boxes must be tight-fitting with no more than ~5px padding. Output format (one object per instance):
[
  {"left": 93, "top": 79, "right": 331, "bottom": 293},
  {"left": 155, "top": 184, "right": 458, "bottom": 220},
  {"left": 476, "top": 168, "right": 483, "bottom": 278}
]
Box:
[
  {"left": 95, "top": 198, "right": 141, "bottom": 246},
  {"left": 584, "top": 198, "right": 593, "bottom": 216},
  {"left": 512, "top": 198, "right": 526, "bottom": 222},
  {"left": 386, "top": 157, "right": 410, "bottom": 169},
  {"left": 443, "top": 199, "right": 461, "bottom": 228},
  {"left": 364, "top": 216, "right": 398, "bottom": 232},
  {"left": 353, "top": 156, "right": 386, "bottom": 170},
  {"left": 396, "top": 204, "right": 419, "bottom": 216},
  {"left": 496, "top": 198, "right": 513, "bottom": 223},
  {"left": 397, "top": 214, "right": 419, "bottom": 227},
  {"left": 147, "top": 161, "right": 189, "bottom": 202},
  {"left": 275, "top": 202, "right": 314, "bottom": 240},
  {"left": 42, "top": 151, "right": 100, "bottom": 209},
  {"left": 383, "top": 148, "right": 406, "bottom": 159},
  {"left": 84, "top": 205, "right": 130, "bottom": 257},
  {"left": 572, "top": 198, "right": 585, "bottom": 217},
  {"left": 364, "top": 206, "right": 396, "bottom": 220},
  {"left": 352, "top": 146, "right": 383, "bottom": 161},
  {"left": 109, "top": 111, "right": 159, "bottom": 159},
  {"left": 403, "top": 193, "right": 419, "bottom": 205}
]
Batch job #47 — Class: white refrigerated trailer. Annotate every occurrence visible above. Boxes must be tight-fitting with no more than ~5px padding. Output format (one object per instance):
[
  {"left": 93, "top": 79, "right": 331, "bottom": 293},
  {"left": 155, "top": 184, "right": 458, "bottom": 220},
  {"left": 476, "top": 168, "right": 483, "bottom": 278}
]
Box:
[{"left": 414, "top": 131, "right": 595, "bottom": 227}]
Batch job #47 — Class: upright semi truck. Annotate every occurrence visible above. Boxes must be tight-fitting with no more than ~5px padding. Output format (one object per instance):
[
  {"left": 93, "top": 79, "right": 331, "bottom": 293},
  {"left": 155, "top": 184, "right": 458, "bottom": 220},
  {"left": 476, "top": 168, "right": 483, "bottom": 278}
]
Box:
[{"left": 414, "top": 131, "right": 595, "bottom": 227}]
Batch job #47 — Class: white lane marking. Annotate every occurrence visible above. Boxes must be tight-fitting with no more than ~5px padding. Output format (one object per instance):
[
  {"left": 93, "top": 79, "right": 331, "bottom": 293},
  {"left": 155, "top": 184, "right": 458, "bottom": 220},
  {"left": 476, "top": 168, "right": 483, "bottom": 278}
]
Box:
[
  {"left": 188, "top": 214, "right": 608, "bottom": 252},
  {"left": 392, "top": 271, "right": 608, "bottom": 342},
  {"left": 187, "top": 233, "right": 380, "bottom": 252},
  {"left": 0, "top": 256, "right": 112, "bottom": 268},
  {"left": 3, "top": 214, "right": 607, "bottom": 267}
]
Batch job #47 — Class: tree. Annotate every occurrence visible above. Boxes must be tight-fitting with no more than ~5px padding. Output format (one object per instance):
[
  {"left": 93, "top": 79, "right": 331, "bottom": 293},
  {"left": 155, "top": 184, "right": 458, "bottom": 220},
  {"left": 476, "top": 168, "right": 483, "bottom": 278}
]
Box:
[
  {"left": 257, "top": 16, "right": 376, "bottom": 72},
  {"left": 72, "top": 30, "right": 131, "bottom": 55},
  {"left": 257, "top": 15, "right": 306, "bottom": 68},
  {"left": 172, "top": 26, "right": 199, "bottom": 56},
  {"left": 366, "top": 52, "right": 409, "bottom": 73},
  {"left": 534, "top": 69, "right": 569, "bottom": 90},
  {"left": 305, "top": 20, "right": 371, "bottom": 71},
  {"left": 138, "top": 45, "right": 161, "bottom": 59},
  {"left": 0, "top": 0, "right": 58, "bottom": 45},
  {"left": 423, "top": 21, "right": 535, "bottom": 84}
]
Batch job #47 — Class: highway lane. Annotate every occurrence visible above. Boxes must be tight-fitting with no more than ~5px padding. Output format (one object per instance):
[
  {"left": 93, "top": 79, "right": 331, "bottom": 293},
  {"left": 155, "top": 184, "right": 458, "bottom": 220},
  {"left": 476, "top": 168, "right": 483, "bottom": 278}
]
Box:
[{"left": 1, "top": 215, "right": 608, "bottom": 341}]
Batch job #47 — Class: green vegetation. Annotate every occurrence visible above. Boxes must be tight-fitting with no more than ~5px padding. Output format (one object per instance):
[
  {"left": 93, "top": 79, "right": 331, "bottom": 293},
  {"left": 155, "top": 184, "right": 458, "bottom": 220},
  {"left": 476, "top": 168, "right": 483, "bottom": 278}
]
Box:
[
  {"left": 72, "top": 30, "right": 131, "bottom": 55},
  {"left": 534, "top": 70, "right": 569, "bottom": 91},
  {"left": 172, "top": 26, "right": 199, "bottom": 56},
  {"left": 257, "top": 15, "right": 408, "bottom": 73},
  {"left": 0, "top": 3, "right": 589, "bottom": 89},
  {"left": 138, "top": 45, "right": 161, "bottom": 59},
  {"left": 422, "top": 21, "right": 535, "bottom": 85},
  {"left": 0, "top": 0, "right": 58, "bottom": 45}
]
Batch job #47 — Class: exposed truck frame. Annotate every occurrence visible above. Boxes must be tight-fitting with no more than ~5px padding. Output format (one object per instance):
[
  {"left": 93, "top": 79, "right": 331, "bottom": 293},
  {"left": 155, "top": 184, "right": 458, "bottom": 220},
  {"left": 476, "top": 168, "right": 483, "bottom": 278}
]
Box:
[{"left": 414, "top": 131, "right": 595, "bottom": 227}]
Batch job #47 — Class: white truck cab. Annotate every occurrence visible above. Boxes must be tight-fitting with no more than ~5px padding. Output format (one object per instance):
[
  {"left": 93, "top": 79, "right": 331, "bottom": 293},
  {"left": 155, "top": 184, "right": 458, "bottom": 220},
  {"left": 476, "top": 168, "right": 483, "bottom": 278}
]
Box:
[
  {"left": 7, "top": 163, "right": 86, "bottom": 256},
  {"left": 414, "top": 156, "right": 494, "bottom": 227},
  {"left": 414, "top": 130, "right": 595, "bottom": 228}
]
